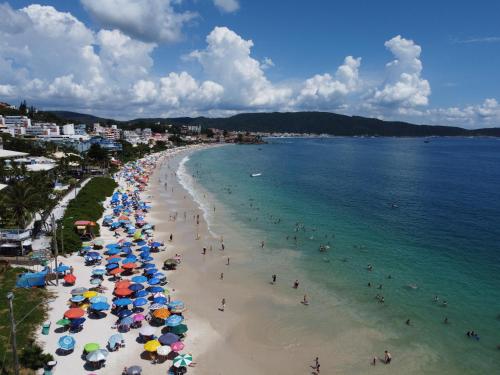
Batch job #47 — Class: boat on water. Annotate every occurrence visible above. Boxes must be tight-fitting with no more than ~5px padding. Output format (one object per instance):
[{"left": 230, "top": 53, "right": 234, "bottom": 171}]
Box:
[{"left": 250, "top": 173, "right": 262, "bottom": 177}]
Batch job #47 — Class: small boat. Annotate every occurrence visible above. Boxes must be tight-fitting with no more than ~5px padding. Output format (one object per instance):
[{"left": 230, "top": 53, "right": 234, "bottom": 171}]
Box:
[{"left": 250, "top": 173, "right": 262, "bottom": 177}]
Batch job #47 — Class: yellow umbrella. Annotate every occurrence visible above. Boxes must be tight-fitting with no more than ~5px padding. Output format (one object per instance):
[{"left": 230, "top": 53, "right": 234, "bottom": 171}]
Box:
[
  {"left": 83, "top": 291, "right": 98, "bottom": 299},
  {"left": 152, "top": 308, "right": 170, "bottom": 320},
  {"left": 133, "top": 230, "right": 142, "bottom": 240},
  {"left": 144, "top": 339, "right": 161, "bottom": 352}
]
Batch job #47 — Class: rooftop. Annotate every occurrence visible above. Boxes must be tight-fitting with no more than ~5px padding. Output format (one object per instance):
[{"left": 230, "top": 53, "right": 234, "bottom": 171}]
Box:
[
  {"left": 0, "top": 149, "right": 29, "bottom": 159},
  {"left": 0, "top": 183, "right": 7, "bottom": 191}
]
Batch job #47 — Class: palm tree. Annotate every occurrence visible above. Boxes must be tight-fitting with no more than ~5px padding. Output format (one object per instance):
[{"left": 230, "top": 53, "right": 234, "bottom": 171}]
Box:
[{"left": 2, "top": 180, "right": 39, "bottom": 229}]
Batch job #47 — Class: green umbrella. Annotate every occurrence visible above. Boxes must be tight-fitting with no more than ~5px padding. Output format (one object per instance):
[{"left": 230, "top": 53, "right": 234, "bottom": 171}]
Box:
[
  {"left": 170, "top": 324, "right": 188, "bottom": 335},
  {"left": 173, "top": 354, "right": 192, "bottom": 368},
  {"left": 84, "top": 343, "right": 100, "bottom": 352},
  {"left": 56, "top": 318, "right": 71, "bottom": 326}
]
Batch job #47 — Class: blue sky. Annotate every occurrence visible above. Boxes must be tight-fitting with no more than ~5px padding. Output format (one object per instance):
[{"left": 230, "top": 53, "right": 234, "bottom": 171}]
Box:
[{"left": 1, "top": 0, "right": 500, "bottom": 127}]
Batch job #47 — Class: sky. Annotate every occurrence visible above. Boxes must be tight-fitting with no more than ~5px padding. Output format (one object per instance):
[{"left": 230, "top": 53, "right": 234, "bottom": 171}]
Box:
[{"left": 1, "top": 0, "right": 500, "bottom": 128}]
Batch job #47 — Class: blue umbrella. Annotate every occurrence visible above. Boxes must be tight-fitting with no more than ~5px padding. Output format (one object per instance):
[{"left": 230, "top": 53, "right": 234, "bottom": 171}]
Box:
[
  {"left": 168, "top": 300, "right": 184, "bottom": 309},
  {"left": 143, "top": 263, "right": 155, "bottom": 269},
  {"left": 107, "top": 258, "right": 121, "bottom": 264},
  {"left": 107, "top": 248, "right": 120, "bottom": 255},
  {"left": 71, "top": 295, "right": 85, "bottom": 303},
  {"left": 153, "top": 272, "right": 166, "bottom": 279},
  {"left": 58, "top": 335, "right": 76, "bottom": 350},
  {"left": 90, "top": 278, "right": 102, "bottom": 286},
  {"left": 149, "top": 303, "right": 166, "bottom": 310},
  {"left": 108, "top": 333, "right": 123, "bottom": 349},
  {"left": 129, "top": 284, "right": 144, "bottom": 291},
  {"left": 145, "top": 268, "right": 158, "bottom": 275},
  {"left": 121, "top": 247, "right": 132, "bottom": 255},
  {"left": 122, "top": 258, "right": 136, "bottom": 264},
  {"left": 139, "top": 246, "right": 150, "bottom": 252},
  {"left": 127, "top": 229, "right": 136, "bottom": 234},
  {"left": 141, "top": 256, "right": 154, "bottom": 262},
  {"left": 71, "top": 317, "right": 86, "bottom": 326},
  {"left": 148, "top": 286, "right": 163, "bottom": 293},
  {"left": 81, "top": 246, "right": 92, "bottom": 251},
  {"left": 90, "top": 296, "right": 107, "bottom": 304},
  {"left": 91, "top": 302, "right": 110, "bottom": 311},
  {"left": 136, "top": 240, "right": 147, "bottom": 246},
  {"left": 134, "top": 290, "right": 148, "bottom": 298},
  {"left": 151, "top": 242, "right": 162, "bottom": 248},
  {"left": 133, "top": 298, "right": 148, "bottom": 307},
  {"left": 123, "top": 242, "right": 133, "bottom": 247},
  {"left": 106, "top": 263, "right": 119, "bottom": 270},
  {"left": 158, "top": 333, "right": 179, "bottom": 346},
  {"left": 114, "top": 298, "right": 132, "bottom": 306},
  {"left": 166, "top": 314, "right": 183, "bottom": 327},
  {"left": 56, "top": 265, "right": 70, "bottom": 273},
  {"left": 117, "top": 309, "right": 133, "bottom": 318},
  {"left": 147, "top": 278, "right": 160, "bottom": 285},
  {"left": 153, "top": 297, "right": 167, "bottom": 305},
  {"left": 131, "top": 275, "right": 147, "bottom": 283},
  {"left": 106, "top": 244, "right": 120, "bottom": 249},
  {"left": 119, "top": 317, "right": 133, "bottom": 326},
  {"left": 92, "top": 268, "right": 106, "bottom": 276}
]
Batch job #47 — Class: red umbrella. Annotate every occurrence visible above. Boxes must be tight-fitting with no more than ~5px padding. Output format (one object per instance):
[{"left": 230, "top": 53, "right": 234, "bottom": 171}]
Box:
[
  {"left": 115, "top": 280, "right": 131, "bottom": 289},
  {"left": 122, "top": 263, "right": 138, "bottom": 269},
  {"left": 64, "top": 274, "right": 76, "bottom": 284},
  {"left": 106, "top": 255, "right": 121, "bottom": 260},
  {"left": 114, "top": 288, "right": 132, "bottom": 296},
  {"left": 64, "top": 307, "right": 85, "bottom": 319},
  {"left": 109, "top": 268, "right": 124, "bottom": 275}
]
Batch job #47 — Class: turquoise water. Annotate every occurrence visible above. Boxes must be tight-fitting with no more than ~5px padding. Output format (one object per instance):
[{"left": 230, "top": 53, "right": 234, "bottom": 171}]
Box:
[{"left": 185, "top": 138, "right": 500, "bottom": 374}]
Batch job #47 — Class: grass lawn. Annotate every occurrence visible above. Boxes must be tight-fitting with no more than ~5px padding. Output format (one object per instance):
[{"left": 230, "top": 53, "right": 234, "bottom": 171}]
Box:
[{"left": 0, "top": 266, "right": 52, "bottom": 374}]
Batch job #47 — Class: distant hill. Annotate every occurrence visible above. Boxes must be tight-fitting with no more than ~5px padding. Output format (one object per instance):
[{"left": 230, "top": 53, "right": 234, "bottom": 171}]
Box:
[
  {"left": 49, "top": 111, "right": 119, "bottom": 125},
  {"left": 50, "top": 110, "right": 500, "bottom": 137}
]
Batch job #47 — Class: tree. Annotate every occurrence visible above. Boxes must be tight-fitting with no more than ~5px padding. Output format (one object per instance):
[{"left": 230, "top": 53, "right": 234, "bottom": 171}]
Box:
[
  {"left": 2, "top": 180, "right": 39, "bottom": 228},
  {"left": 86, "top": 144, "right": 108, "bottom": 166},
  {"left": 18, "top": 100, "right": 27, "bottom": 114}
]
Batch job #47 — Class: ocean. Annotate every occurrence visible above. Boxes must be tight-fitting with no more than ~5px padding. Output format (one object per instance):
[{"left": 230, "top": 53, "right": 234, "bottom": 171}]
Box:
[{"left": 182, "top": 137, "right": 500, "bottom": 374}]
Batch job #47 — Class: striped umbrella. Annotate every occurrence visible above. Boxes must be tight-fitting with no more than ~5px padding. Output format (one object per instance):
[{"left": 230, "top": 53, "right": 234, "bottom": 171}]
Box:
[{"left": 173, "top": 354, "right": 193, "bottom": 368}]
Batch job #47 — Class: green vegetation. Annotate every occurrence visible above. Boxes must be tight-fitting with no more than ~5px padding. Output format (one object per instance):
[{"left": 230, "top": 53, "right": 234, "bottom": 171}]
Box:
[
  {"left": 0, "top": 266, "right": 52, "bottom": 374},
  {"left": 58, "top": 177, "right": 117, "bottom": 254}
]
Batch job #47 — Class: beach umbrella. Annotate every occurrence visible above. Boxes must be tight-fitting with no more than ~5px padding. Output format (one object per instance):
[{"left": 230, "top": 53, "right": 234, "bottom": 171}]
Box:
[
  {"left": 136, "top": 240, "right": 146, "bottom": 246},
  {"left": 64, "top": 308, "right": 85, "bottom": 319},
  {"left": 133, "top": 230, "right": 142, "bottom": 240},
  {"left": 149, "top": 303, "right": 166, "bottom": 311},
  {"left": 145, "top": 268, "right": 158, "bottom": 275},
  {"left": 91, "top": 302, "right": 110, "bottom": 311},
  {"left": 70, "top": 295, "right": 85, "bottom": 303},
  {"left": 156, "top": 345, "right": 170, "bottom": 356},
  {"left": 56, "top": 265, "right": 70, "bottom": 273},
  {"left": 71, "top": 287, "right": 87, "bottom": 295},
  {"left": 110, "top": 268, "right": 124, "bottom": 275},
  {"left": 143, "top": 263, "right": 155, "bottom": 269},
  {"left": 115, "top": 280, "right": 131, "bottom": 289},
  {"left": 115, "top": 288, "right": 132, "bottom": 297},
  {"left": 166, "top": 315, "right": 183, "bottom": 327},
  {"left": 90, "top": 296, "right": 107, "bottom": 304},
  {"left": 173, "top": 354, "right": 193, "bottom": 368},
  {"left": 122, "top": 262, "right": 138, "bottom": 269},
  {"left": 106, "top": 263, "right": 119, "bottom": 270},
  {"left": 121, "top": 247, "right": 132, "bottom": 255},
  {"left": 106, "top": 243, "right": 120, "bottom": 249},
  {"left": 129, "top": 283, "right": 144, "bottom": 292},
  {"left": 152, "top": 297, "right": 167, "bottom": 305},
  {"left": 92, "top": 268, "right": 106, "bottom": 276},
  {"left": 153, "top": 272, "right": 166, "bottom": 279},
  {"left": 107, "top": 257, "right": 121, "bottom": 263},
  {"left": 133, "top": 298, "right": 148, "bottom": 307},
  {"left": 143, "top": 339, "right": 161, "bottom": 352},
  {"left": 141, "top": 256, "right": 154, "bottom": 262},
  {"left": 168, "top": 300, "right": 184, "bottom": 309},
  {"left": 133, "top": 314, "right": 145, "bottom": 322},
  {"left": 131, "top": 275, "right": 147, "bottom": 283},
  {"left": 117, "top": 309, "right": 133, "bottom": 318},
  {"left": 152, "top": 308, "right": 170, "bottom": 320},
  {"left": 87, "top": 252, "right": 101, "bottom": 259},
  {"left": 134, "top": 290, "right": 148, "bottom": 298},
  {"left": 83, "top": 291, "right": 98, "bottom": 299},
  {"left": 108, "top": 333, "right": 123, "bottom": 349},
  {"left": 170, "top": 341, "right": 184, "bottom": 352},
  {"left": 84, "top": 343, "right": 100, "bottom": 353},
  {"left": 58, "top": 335, "right": 76, "bottom": 351},
  {"left": 86, "top": 349, "right": 109, "bottom": 362},
  {"left": 106, "top": 248, "right": 121, "bottom": 255},
  {"left": 139, "top": 325, "right": 156, "bottom": 336},
  {"left": 123, "top": 242, "right": 133, "bottom": 247},
  {"left": 139, "top": 246, "right": 150, "bottom": 252},
  {"left": 93, "top": 239, "right": 104, "bottom": 246},
  {"left": 90, "top": 278, "right": 102, "bottom": 286},
  {"left": 114, "top": 298, "right": 132, "bottom": 306},
  {"left": 151, "top": 242, "right": 162, "bottom": 248},
  {"left": 148, "top": 286, "right": 164, "bottom": 294},
  {"left": 119, "top": 316, "right": 133, "bottom": 326},
  {"left": 56, "top": 318, "right": 71, "bottom": 326},
  {"left": 126, "top": 365, "right": 142, "bottom": 375},
  {"left": 147, "top": 278, "right": 160, "bottom": 285},
  {"left": 169, "top": 324, "right": 188, "bottom": 335},
  {"left": 158, "top": 333, "right": 179, "bottom": 346},
  {"left": 71, "top": 317, "right": 86, "bottom": 326},
  {"left": 64, "top": 274, "right": 76, "bottom": 284}
]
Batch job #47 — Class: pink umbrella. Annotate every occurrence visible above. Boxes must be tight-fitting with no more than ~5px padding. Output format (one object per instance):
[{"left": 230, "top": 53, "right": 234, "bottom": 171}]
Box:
[
  {"left": 170, "top": 341, "right": 184, "bottom": 352},
  {"left": 133, "top": 314, "right": 145, "bottom": 322}
]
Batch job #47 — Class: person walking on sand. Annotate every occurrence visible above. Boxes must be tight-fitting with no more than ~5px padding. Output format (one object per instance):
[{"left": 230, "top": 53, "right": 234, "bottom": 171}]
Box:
[
  {"left": 220, "top": 272, "right": 224, "bottom": 280},
  {"left": 384, "top": 350, "right": 392, "bottom": 364},
  {"left": 293, "top": 280, "right": 299, "bottom": 289},
  {"left": 221, "top": 243, "right": 225, "bottom": 251},
  {"left": 202, "top": 247, "right": 206, "bottom": 255},
  {"left": 220, "top": 298, "right": 226, "bottom": 311},
  {"left": 227, "top": 257, "right": 230, "bottom": 265},
  {"left": 303, "top": 294, "right": 309, "bottom": 305},
  {"left": 272, "top": 274, "right": 277, "bottom": 284},
  {"left": 169, "top": 233, "right": 173, "bottom": 241}
]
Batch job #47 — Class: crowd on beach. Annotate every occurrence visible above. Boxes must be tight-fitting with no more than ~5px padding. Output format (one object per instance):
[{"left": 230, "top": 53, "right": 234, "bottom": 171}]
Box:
[{"left": 40, "top": 150, "right": 196, "bottom": 375}]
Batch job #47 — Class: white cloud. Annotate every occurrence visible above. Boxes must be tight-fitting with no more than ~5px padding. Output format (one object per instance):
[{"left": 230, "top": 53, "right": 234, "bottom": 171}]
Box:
[
  {"left": 372, "top": 35, "right": 431, "bottom": 108},
  {"left": 261, "top": 57, "right": 275, "bottom": 69},
  {"left": 189, "top": 26, "right": 291, "bottom": 108},
  {"left": 81, "top": 0, "right": 196, "bottom": 43},
  {"left": 213, "top": 0, "right": 240, "bottom": 13}
]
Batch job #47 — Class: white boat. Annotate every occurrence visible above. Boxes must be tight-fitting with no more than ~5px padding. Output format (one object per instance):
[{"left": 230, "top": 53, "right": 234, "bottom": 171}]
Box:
[{"left": 250, "top": 173, "right": 262, "bottom": 177}]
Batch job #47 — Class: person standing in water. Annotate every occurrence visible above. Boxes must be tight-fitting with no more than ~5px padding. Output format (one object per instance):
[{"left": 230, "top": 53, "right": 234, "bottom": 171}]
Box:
[
  {"left": 272, "top": 274, "right": 277, "bottom": 284},
  {"left": 293, "top": 280, "right": 299, "bottom": 289}
]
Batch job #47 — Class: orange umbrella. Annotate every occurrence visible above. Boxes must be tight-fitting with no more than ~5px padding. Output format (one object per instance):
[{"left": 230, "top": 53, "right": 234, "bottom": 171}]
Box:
[
  {"left": 64, "top": 307, "right": 85, "bottom": 319},
  {"left": 122, "top": 263, "right": 138, "bottom": 269},
  {"left": 118, "top": 215, "right": 129, "bottom": 221},
  {"left": 152, "top": 308, "right": 170, "bottom": 320},
  {"left": 115, "top": 280, "right": 131, "bottom": 289},
  {"left": 109, "top": 268, "right": 124, "bottom": 275},
  {"left": 64, "top": 274, "right": 76, "bottom": 284},
  {"left": 114, "top": 288, "right": 132, "bottom": 296},
  {"left": 106, "top": 255, "right": 121, "bottom": 260}
]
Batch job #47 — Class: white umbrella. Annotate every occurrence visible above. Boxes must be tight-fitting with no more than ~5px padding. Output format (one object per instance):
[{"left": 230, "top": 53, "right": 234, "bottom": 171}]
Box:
[
  {"left": 139, "top": 325, "right": 156, "bottom": 336},
  {"left": 156, "top": 345, "right": 170, "bottom": 356},
  {"left": 86, "top": 349, "right": 109, "bottom": 362}
]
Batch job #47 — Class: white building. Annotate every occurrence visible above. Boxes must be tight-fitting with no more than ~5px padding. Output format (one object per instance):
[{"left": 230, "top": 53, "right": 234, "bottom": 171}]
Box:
[
  {"left": 62, "top": 123, "right": 75, "bottom": 136},
  {"left": 4, "top": 115, "right": 31, "bottom": 128}
]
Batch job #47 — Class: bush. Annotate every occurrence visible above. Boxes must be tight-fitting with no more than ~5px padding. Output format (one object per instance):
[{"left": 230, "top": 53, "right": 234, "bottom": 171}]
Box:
[
  {"left": 19, "top": 341, "right": 53, "bottom": 370},
  {"left": 58, "top": 177, "right": 117, "bottom": 254}
]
